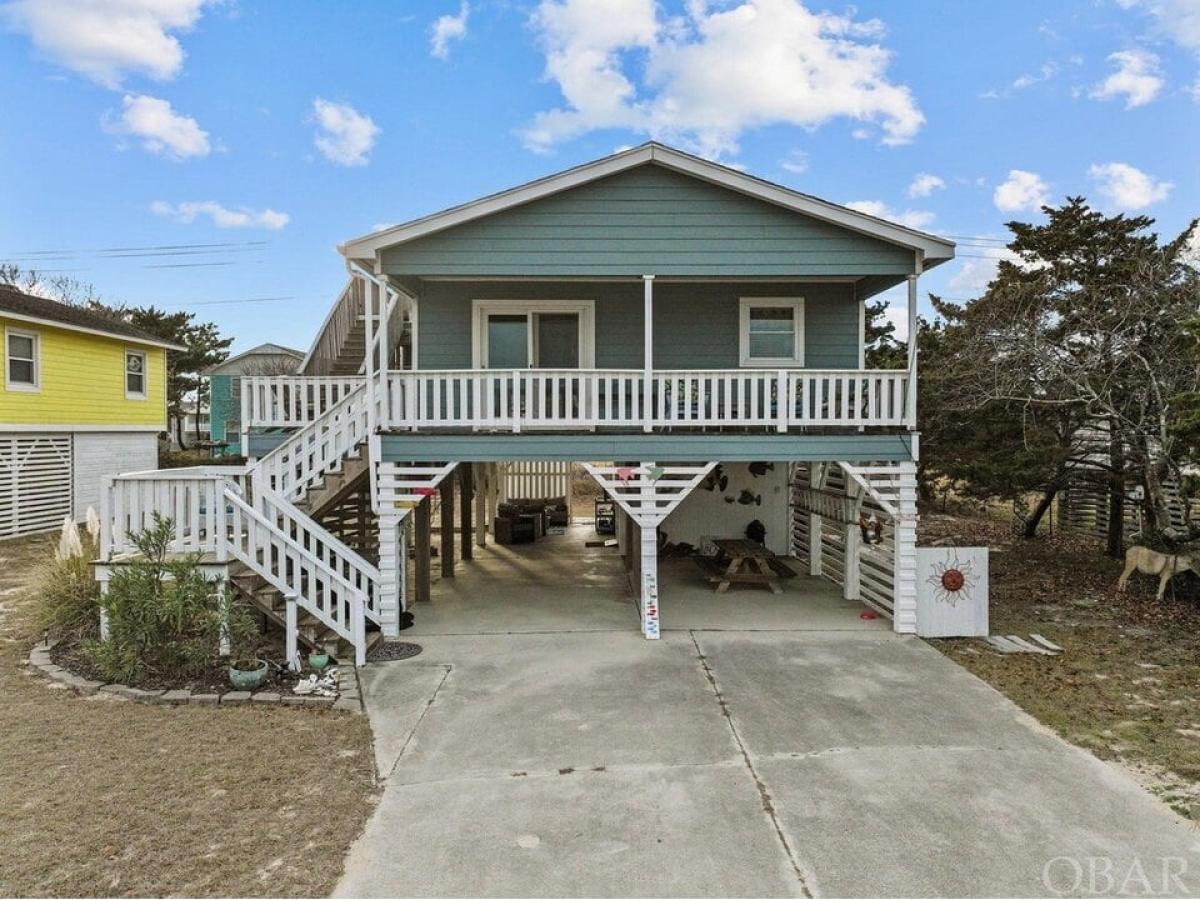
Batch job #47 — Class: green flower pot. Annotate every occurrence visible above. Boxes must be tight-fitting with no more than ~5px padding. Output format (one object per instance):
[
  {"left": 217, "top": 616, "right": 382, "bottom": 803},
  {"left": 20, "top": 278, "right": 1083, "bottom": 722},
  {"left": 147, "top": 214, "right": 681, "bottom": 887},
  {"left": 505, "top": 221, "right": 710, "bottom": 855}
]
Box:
[
  {"left": 308, "top": 653, "right": 331, "bottom": 672},
  {"left": 228, "top": 660, "right": 269, "bottom": 690}
]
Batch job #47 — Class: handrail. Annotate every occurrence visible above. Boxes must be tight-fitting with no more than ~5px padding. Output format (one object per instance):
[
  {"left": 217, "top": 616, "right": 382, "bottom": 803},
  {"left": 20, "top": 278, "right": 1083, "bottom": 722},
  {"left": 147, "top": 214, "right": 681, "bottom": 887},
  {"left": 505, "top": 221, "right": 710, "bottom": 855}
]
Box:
[
  {"left": 220, "top": 487, "right": 357, "bottom": 643},
  {"left": 256, "top": 485, "right": 381, "bottom": 624}
]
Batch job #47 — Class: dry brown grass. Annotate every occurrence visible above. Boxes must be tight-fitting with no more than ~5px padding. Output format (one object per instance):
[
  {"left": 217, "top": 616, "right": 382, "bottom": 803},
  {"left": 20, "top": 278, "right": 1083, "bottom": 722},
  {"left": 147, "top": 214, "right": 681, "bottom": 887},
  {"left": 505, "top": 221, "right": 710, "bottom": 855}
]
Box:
[
  {"left": 0, "top": 534, "right": 378, "bottom": 897},
  {"left": 922, "top": 512, "right": 1200, "bottom": 819}
]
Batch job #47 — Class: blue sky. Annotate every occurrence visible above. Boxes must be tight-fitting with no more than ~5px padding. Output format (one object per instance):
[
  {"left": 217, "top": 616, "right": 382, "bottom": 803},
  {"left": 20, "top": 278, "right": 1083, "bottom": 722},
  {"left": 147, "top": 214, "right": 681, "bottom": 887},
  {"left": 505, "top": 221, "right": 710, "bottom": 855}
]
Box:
[{"left": 1, "top": 0, "right": 1196, "bottom": 354}]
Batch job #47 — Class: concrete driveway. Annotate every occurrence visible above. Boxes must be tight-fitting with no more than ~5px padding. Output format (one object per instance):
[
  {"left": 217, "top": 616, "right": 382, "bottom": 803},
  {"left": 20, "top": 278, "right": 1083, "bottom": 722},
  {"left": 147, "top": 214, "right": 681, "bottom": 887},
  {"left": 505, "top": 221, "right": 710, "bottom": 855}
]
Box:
[{"left": 335, "top": 537, "right": 1200, "bottom": 897}]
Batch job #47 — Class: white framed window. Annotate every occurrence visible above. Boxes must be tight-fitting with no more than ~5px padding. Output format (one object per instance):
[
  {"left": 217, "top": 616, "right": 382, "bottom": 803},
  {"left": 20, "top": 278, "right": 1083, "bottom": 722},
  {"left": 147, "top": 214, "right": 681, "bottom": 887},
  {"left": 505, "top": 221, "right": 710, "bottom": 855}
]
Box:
[
  {"left": 125, "top": 349, "right": 147, "bottom": 398},
  {"left": 5, "top": 328, "right": 39, "bottom": 391},
  {"left": 739, "top": 297, "right": 805, "bottom": 367},
  {"left": 471, "top": 300, "right": 596, "bottom": 369}
]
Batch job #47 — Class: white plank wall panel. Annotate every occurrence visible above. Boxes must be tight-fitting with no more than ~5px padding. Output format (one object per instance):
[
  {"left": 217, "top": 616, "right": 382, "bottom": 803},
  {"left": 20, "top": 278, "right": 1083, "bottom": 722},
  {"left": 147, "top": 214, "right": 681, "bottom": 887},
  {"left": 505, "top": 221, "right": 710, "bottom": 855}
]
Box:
[
  {"left": 0, "top": 434, "right": 73, "bottom": 538},
  {"left": 72, "top": 432, "right": 157, "bottom": 518}
]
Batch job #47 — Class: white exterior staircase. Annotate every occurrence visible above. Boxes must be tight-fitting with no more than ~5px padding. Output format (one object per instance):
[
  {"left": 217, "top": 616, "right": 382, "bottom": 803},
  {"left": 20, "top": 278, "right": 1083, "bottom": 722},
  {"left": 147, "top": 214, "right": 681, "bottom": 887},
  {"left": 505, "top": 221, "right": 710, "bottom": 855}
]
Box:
[{"left": 100, "top": 383, "right": 383, "bottom": 666}]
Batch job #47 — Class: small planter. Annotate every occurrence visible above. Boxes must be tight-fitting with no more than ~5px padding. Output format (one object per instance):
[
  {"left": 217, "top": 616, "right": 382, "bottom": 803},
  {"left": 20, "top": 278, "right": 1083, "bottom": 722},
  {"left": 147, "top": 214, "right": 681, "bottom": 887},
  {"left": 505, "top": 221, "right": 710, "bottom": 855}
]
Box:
[
  {"left": 228, "top": 659, "right": 269, "bottom": 690},
  {"left": 308, "top": 652, "right": 331, "bottom": 673}
]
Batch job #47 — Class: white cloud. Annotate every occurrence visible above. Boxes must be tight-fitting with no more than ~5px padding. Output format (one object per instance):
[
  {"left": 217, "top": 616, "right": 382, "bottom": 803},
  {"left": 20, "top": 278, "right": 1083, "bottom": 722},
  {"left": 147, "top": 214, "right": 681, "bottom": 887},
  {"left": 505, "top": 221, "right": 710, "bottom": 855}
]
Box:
[
  {"left": 1, "top": 0, "right": 213, "bottom": 88},
  {"left": 1090, "top": 50, "right": 1163, "bottom": 108},
  {"left": 151, "top": 200, "right": 290, "bottom": 230},
  {"left": 981, "top": 61, "right": 1058, "bottom": 99},
  {"left": 522, "top": 0, "right": 924, "bottom": 159},
  {"left": 993, "top": 169, "right": 1050, "bottom": 213},
  {"left": 907, "top": 173, "right": 945, "bottom": 199},
  {"left": 780, "top": 149, "right": 809, "bottom": 174},
  {"left": 108, "top": 94, "right": 210, "bottom": 159},
  {"left": 430, "top": 2, "right": 469, "bottom": 59},
  {"left": 1118, "top": 0, "right": 1200, "bottom": 53},
  {"left": 1087, "top": 161, "right": 1173, "bottom": 210},
  {"left": 844, "top": 200, "right": 934, "bottom": 230},
  {"left": 311, "top": 98, "right": 379, "bottom": 167}
]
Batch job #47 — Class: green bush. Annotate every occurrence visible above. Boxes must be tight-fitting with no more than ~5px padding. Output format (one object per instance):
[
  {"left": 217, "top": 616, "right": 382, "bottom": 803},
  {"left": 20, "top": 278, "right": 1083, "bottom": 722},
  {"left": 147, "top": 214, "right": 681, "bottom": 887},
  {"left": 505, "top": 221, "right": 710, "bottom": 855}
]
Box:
[
  {"left": 85, "top": 514, "right": 258, "bottom": 685},
  {"left": 36, "top": 531, "right": 101, "bottom": 640}
]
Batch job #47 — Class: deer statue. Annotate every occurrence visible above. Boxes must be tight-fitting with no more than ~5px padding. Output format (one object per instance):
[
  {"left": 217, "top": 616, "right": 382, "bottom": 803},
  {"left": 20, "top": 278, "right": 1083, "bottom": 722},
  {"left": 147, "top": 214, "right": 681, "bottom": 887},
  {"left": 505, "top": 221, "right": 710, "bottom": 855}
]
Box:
[{"left": 1117, "top": 545, "right": 1200, "bottom": 600}]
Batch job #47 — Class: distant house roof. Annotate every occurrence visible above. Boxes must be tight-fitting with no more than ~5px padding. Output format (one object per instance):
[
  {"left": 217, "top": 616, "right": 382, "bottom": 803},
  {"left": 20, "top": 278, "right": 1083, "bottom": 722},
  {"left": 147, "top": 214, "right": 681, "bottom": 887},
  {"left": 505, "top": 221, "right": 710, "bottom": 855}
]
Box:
[
  {"left": 203, "top": 342, "right": 304, "bottom": 376},
  {"left": 0, "top": 285, "right": 185, "bottom": 350},
  {"left": 339, "top": 141, "right": 956, "bottom": 265}
]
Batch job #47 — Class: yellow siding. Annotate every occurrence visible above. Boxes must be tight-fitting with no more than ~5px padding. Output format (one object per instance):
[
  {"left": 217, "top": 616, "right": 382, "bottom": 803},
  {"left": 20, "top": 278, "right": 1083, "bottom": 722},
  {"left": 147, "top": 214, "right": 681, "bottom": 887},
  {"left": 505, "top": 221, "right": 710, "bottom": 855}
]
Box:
[{"left": 0, "top": 316, "right": 168, "bottom": 428}]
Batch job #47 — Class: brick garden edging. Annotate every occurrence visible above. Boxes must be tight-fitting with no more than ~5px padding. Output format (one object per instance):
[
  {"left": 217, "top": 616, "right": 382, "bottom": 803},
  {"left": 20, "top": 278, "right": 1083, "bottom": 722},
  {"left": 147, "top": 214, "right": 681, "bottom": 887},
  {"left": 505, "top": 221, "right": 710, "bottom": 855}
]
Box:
[{"left": 25, "top": 640, "right": 363, "bottom": 714}]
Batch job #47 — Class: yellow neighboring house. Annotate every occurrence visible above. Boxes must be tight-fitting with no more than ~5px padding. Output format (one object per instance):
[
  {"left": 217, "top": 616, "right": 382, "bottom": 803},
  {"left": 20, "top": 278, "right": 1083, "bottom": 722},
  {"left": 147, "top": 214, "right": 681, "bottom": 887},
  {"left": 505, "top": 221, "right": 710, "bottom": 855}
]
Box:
[{"left": 0, "top": 285, "right": 183, "bottom": 538}]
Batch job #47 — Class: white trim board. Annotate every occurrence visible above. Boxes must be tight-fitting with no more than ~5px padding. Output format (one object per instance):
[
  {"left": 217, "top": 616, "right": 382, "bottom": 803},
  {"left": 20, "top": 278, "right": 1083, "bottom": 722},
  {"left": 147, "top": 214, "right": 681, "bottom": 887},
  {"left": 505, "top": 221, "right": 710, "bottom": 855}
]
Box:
[
  {"left": 339, "top": 143, "right": 956, "bottom": 263},
  {"left": 0, "top": 310, "right": 184, "bottom": 350}
]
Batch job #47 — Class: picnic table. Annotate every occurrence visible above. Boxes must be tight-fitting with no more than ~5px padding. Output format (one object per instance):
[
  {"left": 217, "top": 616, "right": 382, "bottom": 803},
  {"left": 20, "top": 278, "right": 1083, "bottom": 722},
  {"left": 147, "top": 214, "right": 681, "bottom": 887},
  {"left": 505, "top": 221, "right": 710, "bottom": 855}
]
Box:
[{"left": 707, "top": 539, "right": 784, "bottom": 594}]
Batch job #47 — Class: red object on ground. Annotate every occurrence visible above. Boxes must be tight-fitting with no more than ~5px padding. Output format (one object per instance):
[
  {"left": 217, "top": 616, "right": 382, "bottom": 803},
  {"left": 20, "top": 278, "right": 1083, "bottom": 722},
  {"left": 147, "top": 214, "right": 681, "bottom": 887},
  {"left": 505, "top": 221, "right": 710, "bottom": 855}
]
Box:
[
  {"left": 415, "top": 487, "right": 436, "bottom": 496},
  {"left": 860, "top": 611, "right": 877, "bottom": 620}
]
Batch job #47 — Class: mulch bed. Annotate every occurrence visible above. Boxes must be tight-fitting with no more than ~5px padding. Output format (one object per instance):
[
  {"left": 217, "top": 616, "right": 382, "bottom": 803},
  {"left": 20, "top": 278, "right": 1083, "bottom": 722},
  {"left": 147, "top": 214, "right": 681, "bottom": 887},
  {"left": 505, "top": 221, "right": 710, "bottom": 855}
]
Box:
[{"left": 49, "top": 633, "right": 315, "bottom": 695}]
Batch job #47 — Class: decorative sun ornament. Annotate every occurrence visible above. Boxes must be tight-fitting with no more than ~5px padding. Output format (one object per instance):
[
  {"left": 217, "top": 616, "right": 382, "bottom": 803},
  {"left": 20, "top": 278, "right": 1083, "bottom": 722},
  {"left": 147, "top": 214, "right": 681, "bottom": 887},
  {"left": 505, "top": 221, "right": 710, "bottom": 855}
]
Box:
[{"left": 926, "top": 551, "right": 978, "bottom": 606}]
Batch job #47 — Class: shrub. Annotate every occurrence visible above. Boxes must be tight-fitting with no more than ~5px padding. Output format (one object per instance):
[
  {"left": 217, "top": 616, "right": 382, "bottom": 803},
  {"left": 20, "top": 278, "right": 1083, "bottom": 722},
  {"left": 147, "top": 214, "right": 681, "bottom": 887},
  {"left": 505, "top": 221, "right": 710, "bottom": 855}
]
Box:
[
  {"left": 84, "top": 514, "right": 258, "bottom": 685},
  {"left": 36, "top": 519, "right": 100, "bottom": 640}
]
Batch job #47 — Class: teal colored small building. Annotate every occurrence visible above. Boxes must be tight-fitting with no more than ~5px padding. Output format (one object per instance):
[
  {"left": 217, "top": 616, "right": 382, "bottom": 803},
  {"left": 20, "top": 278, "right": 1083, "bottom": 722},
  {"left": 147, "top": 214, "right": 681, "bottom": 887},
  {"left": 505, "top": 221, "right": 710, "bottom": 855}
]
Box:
[{"left": 203, "top": 343, "right": 303, "bottom": 455}]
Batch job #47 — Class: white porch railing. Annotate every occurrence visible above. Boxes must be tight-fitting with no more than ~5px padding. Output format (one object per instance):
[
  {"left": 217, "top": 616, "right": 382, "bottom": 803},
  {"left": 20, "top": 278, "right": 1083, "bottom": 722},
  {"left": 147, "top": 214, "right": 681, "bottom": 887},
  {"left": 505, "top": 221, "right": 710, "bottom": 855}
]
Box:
[
  {"left": 242, "top": 368, "right": 910, "bottom": 433},
  {"left": 241, "top": 376, "right": 364, "bottom": 428},
  {"left": 100, "top": 466, "right": 251, "bottom": 558}
]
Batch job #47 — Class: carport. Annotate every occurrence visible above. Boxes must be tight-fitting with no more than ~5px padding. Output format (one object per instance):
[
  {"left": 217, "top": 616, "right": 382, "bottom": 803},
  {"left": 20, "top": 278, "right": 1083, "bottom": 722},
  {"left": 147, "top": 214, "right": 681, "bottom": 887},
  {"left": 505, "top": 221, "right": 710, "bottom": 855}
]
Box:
[{"left": 407, "top": 521, "right": 876, "bottom": 638}]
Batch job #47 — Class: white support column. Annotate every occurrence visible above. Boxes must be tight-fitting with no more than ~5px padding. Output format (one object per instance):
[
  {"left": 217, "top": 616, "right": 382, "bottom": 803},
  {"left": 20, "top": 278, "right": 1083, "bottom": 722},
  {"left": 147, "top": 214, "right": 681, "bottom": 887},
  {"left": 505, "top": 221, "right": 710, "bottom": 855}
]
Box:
[
  {"left": 378, "top": 513, "right": 402, "bottom": 637},
  {"left": 364, "top": 277, "right": 377, "bottom": 438},
  {"left": 808, "top": 462, "right": 823, "bottom": 576},
  {"left": 843, "top": 481, "right": 862, "bottom": 601},
  {"left": 583, "top": 461, "right": 716, "bottom": 640},
  {"left": 905, "top": 257, "right": 921, "bottom": 430},
  {"left": 891, "top": 461, "right": 919, "bottom": 633},
  {"left": 284, "top": 594, "right": 300, "bottom": 671},
  {"left": 643, "top": 275, "right": 654, "bottom": 433},
  {"left": 378, "top": 281, "right": 390, "bottom": 430}
]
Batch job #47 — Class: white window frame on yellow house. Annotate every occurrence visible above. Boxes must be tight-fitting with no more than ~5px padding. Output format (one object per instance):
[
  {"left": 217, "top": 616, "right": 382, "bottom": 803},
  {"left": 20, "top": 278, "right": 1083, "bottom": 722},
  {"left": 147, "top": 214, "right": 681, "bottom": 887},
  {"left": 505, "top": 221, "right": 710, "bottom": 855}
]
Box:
[
  {"left": 125, "top": 348, "right": 148, "bottom": 400},
  {"left": 5, "top": 326, "right": 40, "bottom": 392}
]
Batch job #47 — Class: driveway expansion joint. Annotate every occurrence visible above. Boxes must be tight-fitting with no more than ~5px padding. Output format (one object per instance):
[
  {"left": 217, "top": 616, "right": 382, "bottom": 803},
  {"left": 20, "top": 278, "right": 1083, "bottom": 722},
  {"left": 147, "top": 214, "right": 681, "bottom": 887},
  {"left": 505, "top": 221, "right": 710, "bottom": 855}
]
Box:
[{"left": 689, "top": 630, "right": 817, "bottom": 898}]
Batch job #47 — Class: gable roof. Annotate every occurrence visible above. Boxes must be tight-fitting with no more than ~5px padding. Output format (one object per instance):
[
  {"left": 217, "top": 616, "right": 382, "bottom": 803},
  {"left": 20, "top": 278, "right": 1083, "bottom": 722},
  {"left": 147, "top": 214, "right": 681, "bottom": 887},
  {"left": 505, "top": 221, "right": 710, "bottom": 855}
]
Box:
[
  {"left": 203, "top": 342, "right": 304, "bottom": 376},
  {"left": 0, "top": 285, "right": 185, "bottom": 350},
  {"left": 339, "top": 142, "right": 955, "bottom": 266}
]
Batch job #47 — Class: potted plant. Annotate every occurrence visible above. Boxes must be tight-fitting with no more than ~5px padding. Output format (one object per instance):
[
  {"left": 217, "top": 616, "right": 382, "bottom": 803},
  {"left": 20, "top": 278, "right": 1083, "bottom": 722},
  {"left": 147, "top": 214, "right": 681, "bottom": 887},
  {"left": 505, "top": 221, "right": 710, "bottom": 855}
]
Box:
[
  {"left": 226, "top": 593, "right": 269, "bottom": 689},
  {"left": 229, "top": 656, "right": 270, "bottom": 690},
  {"left": 308, "top": 651, "right": 331, "bottom": 672}
]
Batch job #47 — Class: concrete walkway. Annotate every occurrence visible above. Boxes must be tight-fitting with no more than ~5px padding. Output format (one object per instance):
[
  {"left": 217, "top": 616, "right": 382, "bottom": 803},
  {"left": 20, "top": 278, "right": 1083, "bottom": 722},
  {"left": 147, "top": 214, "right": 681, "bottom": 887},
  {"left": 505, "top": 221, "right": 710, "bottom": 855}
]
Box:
[{"left": 335, "top": 532, "right": 1200, "bottom": 897}]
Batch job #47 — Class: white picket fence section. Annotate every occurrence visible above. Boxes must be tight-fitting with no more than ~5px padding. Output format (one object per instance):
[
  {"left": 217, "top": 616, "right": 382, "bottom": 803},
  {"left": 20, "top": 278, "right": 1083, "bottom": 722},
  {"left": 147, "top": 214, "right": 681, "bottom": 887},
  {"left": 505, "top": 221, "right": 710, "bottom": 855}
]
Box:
[{"left": 242, "top": 369, "right": 909, "bottom": 432}]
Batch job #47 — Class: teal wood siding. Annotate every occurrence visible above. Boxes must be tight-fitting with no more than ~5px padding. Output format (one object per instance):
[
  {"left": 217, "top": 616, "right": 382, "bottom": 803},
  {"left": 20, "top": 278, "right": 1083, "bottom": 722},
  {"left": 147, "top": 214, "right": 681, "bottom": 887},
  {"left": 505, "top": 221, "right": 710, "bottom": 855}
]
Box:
[
  {"left": 417, "top": 280, "right": 858, "bottom": 370},
  {"left": 209, "top": 373, "right": 237, "bottom": 454},
  {"left": 383, "top": 164, "right": 915, "bottom": 278}
]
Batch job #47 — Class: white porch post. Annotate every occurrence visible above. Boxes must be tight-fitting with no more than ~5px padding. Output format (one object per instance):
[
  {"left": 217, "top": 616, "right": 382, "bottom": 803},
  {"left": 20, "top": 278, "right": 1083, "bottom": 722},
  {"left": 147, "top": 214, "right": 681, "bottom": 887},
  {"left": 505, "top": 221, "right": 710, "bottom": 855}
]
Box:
[
  {"left": 583, "top": 461, "right": 716, "bottom": 640},
  {"left": 378, "top": 513, "right": 402, "bottom": 637},
  {"left": 639, "top": 460, "right": 660, "bottom": 639},
  {"left": 892, "top": 461, "right": 919, "bottom": 633},
  {"left": 378, "top": 280, "right": 390, "bottom": 430},
  {"left": 364, "top": 277, "right": 377, "bottom": 437},
  {"left": 905, "top": 258, "right": 921, "bottom": 430},
  {"left": 643, "top": 275, "right": 654, "bottom": 433}
]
